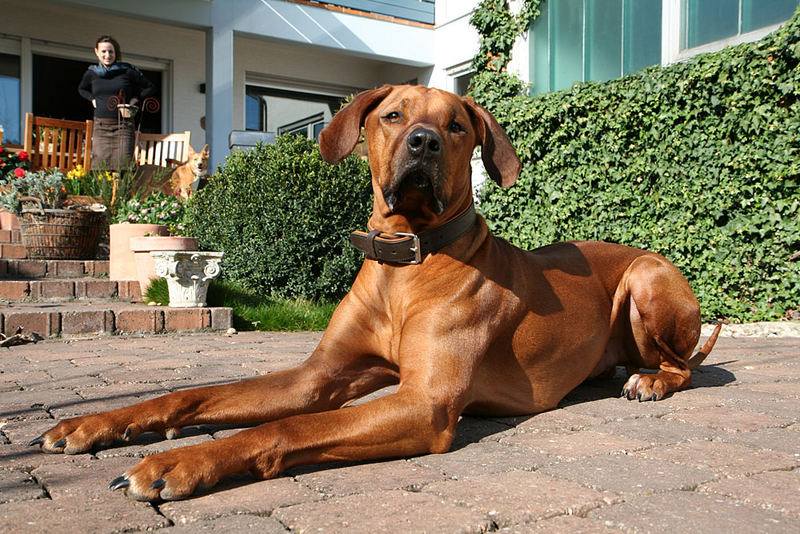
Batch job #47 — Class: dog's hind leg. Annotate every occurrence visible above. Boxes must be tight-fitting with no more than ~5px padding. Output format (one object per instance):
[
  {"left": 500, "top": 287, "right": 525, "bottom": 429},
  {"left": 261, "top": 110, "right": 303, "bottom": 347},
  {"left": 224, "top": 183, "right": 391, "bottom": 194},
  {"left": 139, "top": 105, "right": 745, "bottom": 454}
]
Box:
[{"left": 616, "top": 254, "right": 712, "bottom": 401}]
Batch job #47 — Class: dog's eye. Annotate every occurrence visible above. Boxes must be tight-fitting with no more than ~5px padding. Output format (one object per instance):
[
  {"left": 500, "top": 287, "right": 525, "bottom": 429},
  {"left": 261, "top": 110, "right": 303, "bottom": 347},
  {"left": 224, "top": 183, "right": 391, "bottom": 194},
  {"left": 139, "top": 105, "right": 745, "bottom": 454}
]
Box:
[
  {"left": 449, "top": 121, "right": 465, "bottom": 134},
  {"left": 383, "top": 111, "right": 402, "bottom": 123}
]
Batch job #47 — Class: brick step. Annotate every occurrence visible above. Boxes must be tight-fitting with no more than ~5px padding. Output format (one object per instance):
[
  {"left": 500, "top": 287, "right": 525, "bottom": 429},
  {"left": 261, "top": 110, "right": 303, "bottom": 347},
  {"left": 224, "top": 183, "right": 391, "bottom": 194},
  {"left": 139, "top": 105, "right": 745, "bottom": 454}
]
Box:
[
  {"left": 0, "top": 278, "right": 141, "bottom": 301},
  {"left": 1, "top": 259, "right": 109, "bottom": 279},
  {"left": 0, "top": 228, "right": 22, "bottom": 244},
  {"left": 2, "top": 302, "right": 233, "bottom": 338},
  {"left": 0, "top": 243, "right": 26, "bottom": 259}
]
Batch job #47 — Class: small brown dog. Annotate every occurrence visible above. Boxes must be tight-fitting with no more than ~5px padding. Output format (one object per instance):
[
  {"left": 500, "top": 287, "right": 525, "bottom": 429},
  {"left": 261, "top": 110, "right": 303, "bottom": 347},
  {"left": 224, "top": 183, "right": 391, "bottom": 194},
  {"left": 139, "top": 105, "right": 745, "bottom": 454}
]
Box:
[
  {"left": 132, "top": 144, "right": 209, "bottom": 198},
  {"left": 169, "top": 144, "right": 209, "bottom": 198}
]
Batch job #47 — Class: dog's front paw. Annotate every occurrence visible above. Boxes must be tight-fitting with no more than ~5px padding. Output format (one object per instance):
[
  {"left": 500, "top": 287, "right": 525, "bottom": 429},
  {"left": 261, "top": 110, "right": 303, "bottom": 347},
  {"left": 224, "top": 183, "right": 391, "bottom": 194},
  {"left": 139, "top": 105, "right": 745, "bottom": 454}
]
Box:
[
  {"left": 29, "top": 414, "right": 132, "bottom": 454},
  {"left": 110, "top": 442, "right": 227, "bottom": 501}
]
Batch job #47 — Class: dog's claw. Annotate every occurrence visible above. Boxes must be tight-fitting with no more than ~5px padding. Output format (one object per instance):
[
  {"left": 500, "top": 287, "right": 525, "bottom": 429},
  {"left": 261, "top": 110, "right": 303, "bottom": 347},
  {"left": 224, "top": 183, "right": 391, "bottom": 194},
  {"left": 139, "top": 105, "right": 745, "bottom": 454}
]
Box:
[
  {"left": 109, "top": 476, "right": 130, "bottom": 491},
  {"left": 651, "top": 392, "right": 659, "bottom": 401},
  {"left": 53, "top": 438, "right": 67, "bottom": 449},
  {"left": 149, "top": 478, "right": 166, "bottom": 490},
  {"left": 123, "top": 428, "right": 132, "bottom": 440},
  {"left": 29, "top": 436, "right": 44, "bottom": 447}
]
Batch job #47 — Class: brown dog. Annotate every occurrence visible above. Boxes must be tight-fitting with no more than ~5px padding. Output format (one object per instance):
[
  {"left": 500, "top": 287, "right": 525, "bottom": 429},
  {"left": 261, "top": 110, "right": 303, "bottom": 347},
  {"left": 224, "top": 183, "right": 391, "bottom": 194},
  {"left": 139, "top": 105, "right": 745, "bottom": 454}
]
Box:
[
  {"left": 170, "top": 144, "right": 209, "bottom": 198},
  {"left": 30, "top": 85, "right": 720, "bottom": 501},
  {"left": 132, "top": 144, "right": 209, "bottom": 199}
]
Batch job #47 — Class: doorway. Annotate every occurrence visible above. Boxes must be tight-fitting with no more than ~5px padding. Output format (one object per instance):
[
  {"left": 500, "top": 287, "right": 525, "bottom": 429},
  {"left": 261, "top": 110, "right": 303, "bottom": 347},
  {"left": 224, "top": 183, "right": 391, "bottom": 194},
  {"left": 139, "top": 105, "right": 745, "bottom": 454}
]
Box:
[{"left": 33, "top": 54, "right": 162, "bottom": 133}]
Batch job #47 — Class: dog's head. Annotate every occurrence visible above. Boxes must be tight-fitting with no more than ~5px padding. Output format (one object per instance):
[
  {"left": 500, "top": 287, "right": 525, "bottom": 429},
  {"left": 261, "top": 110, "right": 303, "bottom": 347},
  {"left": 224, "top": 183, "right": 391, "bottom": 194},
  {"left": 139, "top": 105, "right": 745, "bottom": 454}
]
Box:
[
  {"left": 319, "top": 85, "right": 520, "bottom": 225},
  {"left": 188, "top": 144, "right": 210, "bottom": 176}
]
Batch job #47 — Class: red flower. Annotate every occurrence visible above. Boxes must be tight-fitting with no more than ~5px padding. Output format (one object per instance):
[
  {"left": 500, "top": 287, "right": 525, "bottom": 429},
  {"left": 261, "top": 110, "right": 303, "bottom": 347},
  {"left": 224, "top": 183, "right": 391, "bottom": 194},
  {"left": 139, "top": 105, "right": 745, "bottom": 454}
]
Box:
[
  {"left": 18, "top": 151, "right": 28, "bottom": 161},
  {"left": 14, "top": 167, "right": 25, "bottom": 178}
]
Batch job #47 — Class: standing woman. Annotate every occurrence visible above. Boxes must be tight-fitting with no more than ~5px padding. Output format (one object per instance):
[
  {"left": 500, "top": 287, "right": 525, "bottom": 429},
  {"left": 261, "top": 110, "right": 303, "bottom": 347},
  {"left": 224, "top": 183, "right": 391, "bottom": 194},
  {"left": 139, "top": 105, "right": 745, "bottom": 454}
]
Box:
[{"left": 78, "top": 35, "right": 155, "bottom": 169}]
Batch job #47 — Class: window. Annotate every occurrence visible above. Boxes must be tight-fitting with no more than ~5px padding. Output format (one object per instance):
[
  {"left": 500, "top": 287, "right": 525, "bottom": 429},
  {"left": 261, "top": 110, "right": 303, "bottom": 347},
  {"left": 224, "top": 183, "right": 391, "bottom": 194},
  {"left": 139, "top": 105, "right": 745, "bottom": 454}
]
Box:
[
  {"left": 0, "top": 53, "right": 20, "bottom": 145},
  {"left": 454, "top": 72, "right": 474, "bottom": 96},
  {"left": 531, "top": 0, "right": 662, "bottom": 94},
  {"left": 245, "top": 86, "right": 343, "bottom": 141},
  {"left": 682, "top": 0, "right": 799, "bottom": 49}
]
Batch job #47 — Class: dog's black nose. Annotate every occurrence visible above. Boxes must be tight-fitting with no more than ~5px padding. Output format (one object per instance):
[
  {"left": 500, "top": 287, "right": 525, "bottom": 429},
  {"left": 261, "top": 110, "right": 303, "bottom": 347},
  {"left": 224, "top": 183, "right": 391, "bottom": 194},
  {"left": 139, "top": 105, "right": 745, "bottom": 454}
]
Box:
[{"left": 407, "top": 128, "right": 442, "bottom": 158}]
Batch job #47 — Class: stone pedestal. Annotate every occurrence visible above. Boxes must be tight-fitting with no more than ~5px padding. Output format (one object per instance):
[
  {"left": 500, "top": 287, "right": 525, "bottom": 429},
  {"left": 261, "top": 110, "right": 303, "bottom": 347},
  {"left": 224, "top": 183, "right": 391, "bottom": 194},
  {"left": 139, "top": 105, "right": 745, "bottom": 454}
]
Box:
[
  {"left": 151, "top": 251, "right": 224, "bottom": 307},
  {"left": 130, "top": 236, "right": 198, "bottom": 293}
]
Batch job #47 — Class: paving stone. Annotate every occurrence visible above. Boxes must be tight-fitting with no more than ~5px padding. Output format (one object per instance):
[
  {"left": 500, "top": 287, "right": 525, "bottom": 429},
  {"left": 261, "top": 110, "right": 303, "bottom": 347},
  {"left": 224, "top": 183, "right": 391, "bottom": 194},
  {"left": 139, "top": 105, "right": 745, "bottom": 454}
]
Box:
[
  {"left": 742, "top": 381, "right": 800, "bottom": 398},
  {"left": 562, "top": 395, "right": 676, "bottom": 421},
  {"left": 501, "top": 514, "right": 625, "bottom": 533},
  {"left": 26, "top": 456, "right": 169, "bottom": 530},
  {"left": 0, "top": 441, "right": 77, "bottom": 472},
  {"left": 293, "top": 458, "right": 445, "bottom": 496},
  {"left": 97, "top": 430, "right": 213, "bottom": 459},
  {"left": 633, "top": 440, "right": 798, "bottom": 476},
  {"left": 274, "top": 489, "right": 491, "bottom": 534},
  {"left": 422, "top": 470, "right": 612, "bottom": 527},
  {"left": 0, "top": 469, "right": 46, "bottom": 503},
  {"left": 0, "top": 388, "right": 83, "bottom": 416},
  {"left": 410, "top": 441, "right": 552, "bottom": 479},
  {"left": 160, "top": 475, "right": 319, "bottom": 524},
  {"left": 538, "top": 453, "right": 717, "bottom": 495},
  {"left": 698, "top": 470, "right": 800, "bottom": 517},
  {"left": 590, "top": 416, "right": 724, "bottom": 445},
  {"left": 663, "top": 406, "right": 794, "bottom": 433},
  {"left": 513, "top": 409, "right": 604, "bottom": 434},
  {"left": 160, "top": 513, "right": 288, "bottom": 532},
  {"left": 590, "top": 490, "right": 800, "bottom": 533},
  {"left": 502, "top": 429, "right": 651, "bottom": 460},
  {"left": 452, "top": 415, "right": 516, "bottom": 447}
]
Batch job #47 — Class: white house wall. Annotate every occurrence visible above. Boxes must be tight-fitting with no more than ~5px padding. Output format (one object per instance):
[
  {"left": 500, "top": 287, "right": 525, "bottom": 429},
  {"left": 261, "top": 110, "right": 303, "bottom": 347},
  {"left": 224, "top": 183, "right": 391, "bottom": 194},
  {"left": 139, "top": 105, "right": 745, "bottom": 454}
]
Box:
[{"left": 233, "top": 36, "right": 426, "bottom": 131}]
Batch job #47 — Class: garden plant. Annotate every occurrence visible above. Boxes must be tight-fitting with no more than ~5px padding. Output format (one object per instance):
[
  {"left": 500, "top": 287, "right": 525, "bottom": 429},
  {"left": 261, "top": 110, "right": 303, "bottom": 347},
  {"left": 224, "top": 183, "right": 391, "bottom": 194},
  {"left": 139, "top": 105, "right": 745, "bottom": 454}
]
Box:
[{"left": 185, "top": 134, "right": 372, "bottom": 303}]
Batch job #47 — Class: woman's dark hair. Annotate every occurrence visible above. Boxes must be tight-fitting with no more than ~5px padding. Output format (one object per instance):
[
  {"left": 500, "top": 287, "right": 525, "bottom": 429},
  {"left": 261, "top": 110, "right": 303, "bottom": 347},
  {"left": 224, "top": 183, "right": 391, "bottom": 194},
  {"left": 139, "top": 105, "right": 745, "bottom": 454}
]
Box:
[{"left": 95, "top": 35, "right": 121, "bottom": 60}]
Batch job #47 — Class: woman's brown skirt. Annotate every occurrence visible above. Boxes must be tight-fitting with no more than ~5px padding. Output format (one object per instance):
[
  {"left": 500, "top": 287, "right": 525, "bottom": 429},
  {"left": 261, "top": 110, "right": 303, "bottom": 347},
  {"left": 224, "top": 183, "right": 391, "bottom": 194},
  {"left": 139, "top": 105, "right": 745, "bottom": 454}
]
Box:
[{"left": 92, "top": 117, "right": 135, "bottom": 170}]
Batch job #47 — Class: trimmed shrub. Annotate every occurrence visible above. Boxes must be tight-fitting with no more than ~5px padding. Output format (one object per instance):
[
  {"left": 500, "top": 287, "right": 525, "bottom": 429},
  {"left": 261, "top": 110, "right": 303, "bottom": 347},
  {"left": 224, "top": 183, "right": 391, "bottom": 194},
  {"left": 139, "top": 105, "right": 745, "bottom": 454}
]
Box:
[
  {"left": 477, "top": 8, "right": 800, "bottom": 322},
  {"left": 185, "top": 135, "right": 372, "bottom": 301}
]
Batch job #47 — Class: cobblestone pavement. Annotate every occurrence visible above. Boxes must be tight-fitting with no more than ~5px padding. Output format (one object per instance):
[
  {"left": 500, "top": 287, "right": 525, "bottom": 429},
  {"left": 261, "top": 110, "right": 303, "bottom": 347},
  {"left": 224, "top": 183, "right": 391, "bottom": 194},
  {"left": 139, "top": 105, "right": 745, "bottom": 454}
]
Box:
[{"left": 0, "top": 331, "right": 798, "bottom": 533}]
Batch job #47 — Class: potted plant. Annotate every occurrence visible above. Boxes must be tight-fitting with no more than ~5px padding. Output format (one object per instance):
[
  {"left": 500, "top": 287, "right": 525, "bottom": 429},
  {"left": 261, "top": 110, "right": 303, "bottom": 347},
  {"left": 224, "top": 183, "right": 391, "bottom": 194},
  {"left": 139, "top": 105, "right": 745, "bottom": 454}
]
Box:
[
  {"left": 112, "top": 191, "right": 197, "bottom": 292},
  {"left": 0, "top": 168, "right": 107, "bottom": 259}
]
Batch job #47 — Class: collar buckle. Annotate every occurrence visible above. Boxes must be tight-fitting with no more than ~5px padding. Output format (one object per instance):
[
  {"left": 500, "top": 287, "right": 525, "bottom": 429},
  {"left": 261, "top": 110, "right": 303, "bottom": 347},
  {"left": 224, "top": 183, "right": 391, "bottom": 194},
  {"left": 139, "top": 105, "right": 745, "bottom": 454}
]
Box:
[{"left": 395, "top": 233, "right": 422, "bottom": 264}]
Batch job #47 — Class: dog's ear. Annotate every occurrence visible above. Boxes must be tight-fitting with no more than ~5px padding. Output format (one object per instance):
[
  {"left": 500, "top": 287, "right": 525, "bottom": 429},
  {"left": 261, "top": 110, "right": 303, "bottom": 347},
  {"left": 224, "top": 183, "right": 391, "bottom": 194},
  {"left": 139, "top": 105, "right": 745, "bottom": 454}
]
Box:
[
  {"left": 463, "top": 97, "right": 521, "bottom": 188},
  {"left": 201, "top": 144, "right": 209, "bottom": 156},
  {"left": 319, "top": 85, "right": 393, "bottom": 164}
]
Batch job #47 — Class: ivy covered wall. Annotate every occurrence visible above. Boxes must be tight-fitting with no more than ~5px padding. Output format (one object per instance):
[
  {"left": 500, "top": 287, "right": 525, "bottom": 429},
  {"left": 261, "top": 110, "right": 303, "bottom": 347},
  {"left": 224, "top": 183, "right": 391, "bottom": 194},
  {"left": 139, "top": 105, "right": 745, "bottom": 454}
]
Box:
[{"left": 470, "top": 1, "right": 799, "bottom": 322}]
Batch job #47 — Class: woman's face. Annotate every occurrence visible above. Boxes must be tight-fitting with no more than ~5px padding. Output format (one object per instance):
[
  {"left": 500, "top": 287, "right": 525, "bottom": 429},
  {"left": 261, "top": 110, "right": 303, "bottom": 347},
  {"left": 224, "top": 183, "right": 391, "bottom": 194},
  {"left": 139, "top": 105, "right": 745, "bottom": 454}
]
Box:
[{"left": 94, "top": 42, "right": 116, "bottom": 67}]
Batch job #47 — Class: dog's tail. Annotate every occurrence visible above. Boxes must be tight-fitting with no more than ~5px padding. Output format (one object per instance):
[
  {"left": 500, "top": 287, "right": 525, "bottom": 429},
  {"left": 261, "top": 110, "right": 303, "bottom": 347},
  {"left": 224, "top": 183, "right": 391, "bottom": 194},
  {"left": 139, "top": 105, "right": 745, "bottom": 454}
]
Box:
[{"left": 688, "top": 322, "right": 722, "bottom": 370}]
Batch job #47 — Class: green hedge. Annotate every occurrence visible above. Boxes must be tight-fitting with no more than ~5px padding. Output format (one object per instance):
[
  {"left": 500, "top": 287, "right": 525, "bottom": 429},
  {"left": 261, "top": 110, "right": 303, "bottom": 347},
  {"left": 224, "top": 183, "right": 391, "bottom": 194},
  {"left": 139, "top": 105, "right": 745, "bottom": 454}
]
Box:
[
  {"left": 477, "top": 9, "right": 800, "bottom": 322},
  {"left": 185, "top": 135, "right": 372, "bottom": 302}
]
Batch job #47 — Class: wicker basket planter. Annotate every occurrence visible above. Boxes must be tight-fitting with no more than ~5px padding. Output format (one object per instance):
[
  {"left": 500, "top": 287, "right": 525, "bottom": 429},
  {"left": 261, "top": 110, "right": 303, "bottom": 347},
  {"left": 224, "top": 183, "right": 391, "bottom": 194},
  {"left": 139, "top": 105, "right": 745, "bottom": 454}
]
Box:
[{"left": 18, "top": 197, "right": 107, "bottom": 259}]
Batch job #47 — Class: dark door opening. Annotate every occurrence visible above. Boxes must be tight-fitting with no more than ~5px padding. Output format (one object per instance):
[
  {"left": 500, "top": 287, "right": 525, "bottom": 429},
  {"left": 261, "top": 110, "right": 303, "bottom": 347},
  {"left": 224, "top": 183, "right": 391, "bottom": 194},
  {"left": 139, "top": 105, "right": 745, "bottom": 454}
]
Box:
[{"left": 33, "top": 54, "right": 162, "bottom": 133}]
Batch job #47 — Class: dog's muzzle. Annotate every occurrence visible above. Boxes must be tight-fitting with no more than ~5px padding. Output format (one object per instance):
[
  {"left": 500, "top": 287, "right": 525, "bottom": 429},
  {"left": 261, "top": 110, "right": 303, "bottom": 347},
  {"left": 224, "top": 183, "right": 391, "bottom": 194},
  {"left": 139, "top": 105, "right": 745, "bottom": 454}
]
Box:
[{"left": 384, "top": 128, "right": 447, "bottom": 214}]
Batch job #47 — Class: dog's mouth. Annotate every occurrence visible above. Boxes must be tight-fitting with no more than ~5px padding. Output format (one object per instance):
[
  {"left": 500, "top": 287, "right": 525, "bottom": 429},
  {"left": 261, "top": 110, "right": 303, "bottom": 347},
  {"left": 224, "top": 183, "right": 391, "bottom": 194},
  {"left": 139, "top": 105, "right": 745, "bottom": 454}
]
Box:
[{"left": 383, "top": 164, "right": 446, "bottom": 215}]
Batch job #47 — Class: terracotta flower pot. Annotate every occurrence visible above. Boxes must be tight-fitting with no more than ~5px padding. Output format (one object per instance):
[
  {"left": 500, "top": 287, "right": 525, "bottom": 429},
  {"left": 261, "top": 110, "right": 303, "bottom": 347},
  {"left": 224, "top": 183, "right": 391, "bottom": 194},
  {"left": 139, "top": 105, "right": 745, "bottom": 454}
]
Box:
[
  {"left": 109, "top": 223, "right": 169, "bottom": 280},
  {"left": 0, "top": 209, "right": 20, "bottom": 230},
  {"left": 129, "top": 235, "right": 198, "bottom": 294}
]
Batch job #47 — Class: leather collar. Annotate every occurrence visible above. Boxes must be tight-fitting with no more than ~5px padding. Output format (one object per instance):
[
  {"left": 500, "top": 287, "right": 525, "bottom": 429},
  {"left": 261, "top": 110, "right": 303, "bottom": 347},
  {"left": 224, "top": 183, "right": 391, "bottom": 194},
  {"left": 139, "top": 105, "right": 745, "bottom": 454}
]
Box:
[{"left": 350, "top": 203, "right": 477, "bottom": 264}]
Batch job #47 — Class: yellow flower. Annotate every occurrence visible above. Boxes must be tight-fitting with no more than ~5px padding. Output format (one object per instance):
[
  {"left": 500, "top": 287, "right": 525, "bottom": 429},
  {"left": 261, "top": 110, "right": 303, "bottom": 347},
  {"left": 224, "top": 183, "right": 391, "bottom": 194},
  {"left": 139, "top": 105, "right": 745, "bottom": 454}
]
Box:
[{"left": 67, "top": 164, "right": 86, "bottom": 180}]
